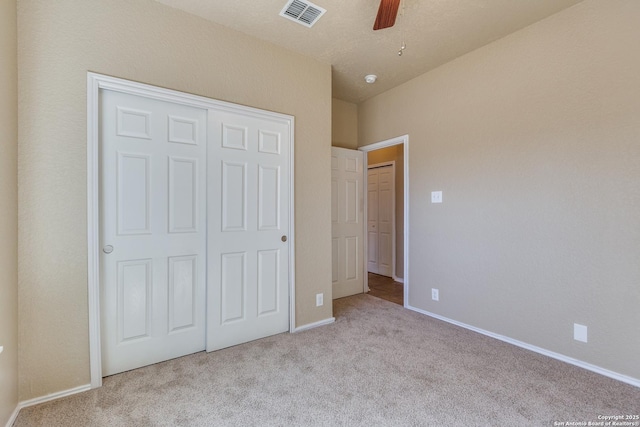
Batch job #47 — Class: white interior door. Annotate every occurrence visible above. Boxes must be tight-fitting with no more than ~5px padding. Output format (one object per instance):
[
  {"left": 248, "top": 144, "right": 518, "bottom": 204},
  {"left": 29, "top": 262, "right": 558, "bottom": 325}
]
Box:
[
  {"left": 367, "top": 169, "right": 379, "bottom": 274},
  {"left": 367, "top": 165, "right": 394, "bottom": 277},
  {"left": 331, "top": 147, "right": 364, "bottom": 299},
  {"left": 100, "top": 90, "right": 207, "bottom": 376},
  {"left": 206, "top": 109, "right": 291, "bottom": 351}
]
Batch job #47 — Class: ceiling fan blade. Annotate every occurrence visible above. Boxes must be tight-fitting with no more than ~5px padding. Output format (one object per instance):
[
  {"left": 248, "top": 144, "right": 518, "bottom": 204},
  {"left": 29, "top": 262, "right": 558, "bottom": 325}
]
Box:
[{"left": 373, "top": 0, "right": 401, "bottom": 31}]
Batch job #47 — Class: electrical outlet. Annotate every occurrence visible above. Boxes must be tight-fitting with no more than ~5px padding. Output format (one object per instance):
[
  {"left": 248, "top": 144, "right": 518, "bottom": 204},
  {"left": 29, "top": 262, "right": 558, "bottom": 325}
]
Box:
[
  {"left": 316, "top": 293, "right": 324, "bottom": 307},
  {"left": 574, "top": 323, "right": 588, "bottom": 343},
  {"left": 431, "top": 191, "right": 443, "bottom": 204},
  {"left": 431, "top": 288, "right": 439, "bottom": 301}
]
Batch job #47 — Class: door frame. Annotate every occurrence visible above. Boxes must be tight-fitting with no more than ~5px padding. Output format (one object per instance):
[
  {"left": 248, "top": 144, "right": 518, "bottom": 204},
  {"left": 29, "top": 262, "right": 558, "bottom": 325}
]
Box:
[
  {"left": 366, "top": 161, "right": 396, "bottom": 282},
  {"left": 87, "top": 72, "right": 296, "bottom": 388},
  {"left": 359, "top": 135, "right": 409, "bottom": 307}
]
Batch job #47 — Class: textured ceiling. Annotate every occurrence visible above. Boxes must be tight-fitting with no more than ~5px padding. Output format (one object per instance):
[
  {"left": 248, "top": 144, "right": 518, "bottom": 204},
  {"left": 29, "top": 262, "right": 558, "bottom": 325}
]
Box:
[{"left": 154, "top": 0, "right": 583, "bottom": 103}]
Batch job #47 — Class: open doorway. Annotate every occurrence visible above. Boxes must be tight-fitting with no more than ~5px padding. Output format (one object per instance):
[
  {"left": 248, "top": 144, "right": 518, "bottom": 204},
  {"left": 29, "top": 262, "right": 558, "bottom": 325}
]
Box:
[{"left": 360, "top": 135, "right": 409, "bottom": 307}]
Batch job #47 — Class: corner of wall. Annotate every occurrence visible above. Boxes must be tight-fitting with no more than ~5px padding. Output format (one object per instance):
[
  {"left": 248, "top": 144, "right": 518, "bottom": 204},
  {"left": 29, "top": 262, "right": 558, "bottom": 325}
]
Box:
[
  {"left": 331, "top": 98, "right": 358, "bottom": 149},
  {"left": 0, "top": 0, "right": 19, "bottom": 425}
]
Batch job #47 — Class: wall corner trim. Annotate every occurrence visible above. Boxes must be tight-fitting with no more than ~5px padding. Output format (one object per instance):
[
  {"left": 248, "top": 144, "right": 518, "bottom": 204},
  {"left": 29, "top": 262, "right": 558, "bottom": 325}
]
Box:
[
  {"left": 4, "top": 405, "right": 20, "bottom": 427},
  {"left": 407, "top": 305, "right": 640, "bottom": 389},
  {"left": 292, "top": 317, "right": 336, "bottom": 333}
]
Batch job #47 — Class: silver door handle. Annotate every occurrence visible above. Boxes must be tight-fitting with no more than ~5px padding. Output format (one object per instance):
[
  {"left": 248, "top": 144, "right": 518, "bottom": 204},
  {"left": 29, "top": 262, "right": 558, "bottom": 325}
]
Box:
[{"left": 103, "top": 245, "right": 114, "bottom": 254}]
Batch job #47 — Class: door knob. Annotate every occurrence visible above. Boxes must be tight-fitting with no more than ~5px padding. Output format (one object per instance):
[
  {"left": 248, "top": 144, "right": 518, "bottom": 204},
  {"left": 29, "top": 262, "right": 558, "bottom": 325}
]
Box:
[
  {"left": 103, "top": 245, "right": 114, "bottom": 254},
  {"left": 281, "top": 235, "right": 287, "bottom": 242}
]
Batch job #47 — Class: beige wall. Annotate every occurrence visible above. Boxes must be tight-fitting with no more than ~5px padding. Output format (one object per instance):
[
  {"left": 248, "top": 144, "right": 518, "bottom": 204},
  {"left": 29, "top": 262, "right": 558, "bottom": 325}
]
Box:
[
  {"left": 0, "top": 0, "right": 19, "bottom": 423},
  {"left": 367, "top": 146, "right": 404, "bottom": 279},
  {"left": 332, "top": 98, "right": 358, "bottom": 149},
  {"left": 18, "top": 0, "right": 332, "bottom": 400},
  {"left": 359, "top": 0, "right": 640, "bottom": 380}
]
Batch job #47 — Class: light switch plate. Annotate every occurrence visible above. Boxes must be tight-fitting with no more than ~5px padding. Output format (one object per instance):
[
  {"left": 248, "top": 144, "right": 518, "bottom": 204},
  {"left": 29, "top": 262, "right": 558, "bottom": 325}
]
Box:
[{"left": 431, "top": 191, "right": 443, "bottom": 203}]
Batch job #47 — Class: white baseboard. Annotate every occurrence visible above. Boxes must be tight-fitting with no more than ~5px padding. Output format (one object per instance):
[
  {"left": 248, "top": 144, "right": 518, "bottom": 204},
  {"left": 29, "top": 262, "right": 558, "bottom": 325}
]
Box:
[
  {"left": 291, "top": 317, "right": 335, "bottom": 333},
  {"left": 17, "top": 384, "right": 91, "bottom": 412},
  {"left": 407, "top": 305, "right": 640, "bottom": 389},
  {"left": 5, "top": 405, "right": 20, "bottom": 427},
  {"left": 393, "top": 275, "right": 404, "bottom": 284},
  {"left": 6, "top": 384, "right": 91, "bottom": 427}
]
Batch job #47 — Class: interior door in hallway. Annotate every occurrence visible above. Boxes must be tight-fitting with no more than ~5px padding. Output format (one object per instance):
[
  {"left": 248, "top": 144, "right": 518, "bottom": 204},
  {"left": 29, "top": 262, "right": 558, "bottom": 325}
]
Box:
[
  {"left": 206, "top": 108, "right": 291, "bottom": 351},
  {"left": 100, "top": 90, "right": 207, "bottom": 376},
  {"left": 367, "top": 165, "right": 394, "bottom": 277},
  {"left": 331, "top": 147, "right": 364, "bottom": 299}
]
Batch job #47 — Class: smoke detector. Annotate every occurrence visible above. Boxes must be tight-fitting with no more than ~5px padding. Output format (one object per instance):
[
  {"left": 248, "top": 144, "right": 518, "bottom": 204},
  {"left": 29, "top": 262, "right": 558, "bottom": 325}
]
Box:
[
  {"left": 365, "top": 75, "right": 378, "bottom": 84},
  {"left": 280, "top": 0, "right": 326, "bottom": 28}
]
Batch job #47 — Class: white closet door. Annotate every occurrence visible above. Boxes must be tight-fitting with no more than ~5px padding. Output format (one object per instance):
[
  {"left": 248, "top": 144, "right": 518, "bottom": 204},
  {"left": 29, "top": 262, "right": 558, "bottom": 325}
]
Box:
[
  {"left": 367, "top": 169, "right": 379, "bottom": 274},
  {"left": 367, "top": 165, "right": 394, "bottom": 277},
  {"left": 100, "top": 90, "right": 207, "bottom": 376},
  {"left": 331, "top": 147, "right": 364, "bottom": 299},
  {"left": 207, "top": 109, "right": 290, "bottom": 351}
]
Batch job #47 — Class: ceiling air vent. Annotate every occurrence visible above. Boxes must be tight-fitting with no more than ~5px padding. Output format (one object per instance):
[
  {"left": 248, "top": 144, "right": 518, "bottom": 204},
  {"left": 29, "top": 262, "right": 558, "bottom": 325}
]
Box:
[{"left": 279, "top": 0, "right": 326, "bottom": 28}]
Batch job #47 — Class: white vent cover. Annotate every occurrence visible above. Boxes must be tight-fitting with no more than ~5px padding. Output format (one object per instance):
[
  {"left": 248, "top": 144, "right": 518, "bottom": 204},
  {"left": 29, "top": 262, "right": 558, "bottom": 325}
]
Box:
[{"left": 279, "top": 0, "right": 326, "bottom": 28}]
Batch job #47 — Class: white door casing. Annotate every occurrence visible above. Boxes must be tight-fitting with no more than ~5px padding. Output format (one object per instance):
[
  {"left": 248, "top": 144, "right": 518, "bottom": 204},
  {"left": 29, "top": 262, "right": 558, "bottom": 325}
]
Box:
[
  {"left": 367, "top": 164, "right": 394, "bottom": 278},
  {"left": 100, "top": 90, "right": 207, "bottom": 376},
  {"left": 359, "top": 136, "right": 409, "bottom": 306},
  {"left": 206, "top": 108, "right": 291, "bottom": 351},
  {"left": 331, "top": 147, "right": 364, "bottom": 299},
  {"left": 88, "top": 73, "right": 295, "bottom": 388}
]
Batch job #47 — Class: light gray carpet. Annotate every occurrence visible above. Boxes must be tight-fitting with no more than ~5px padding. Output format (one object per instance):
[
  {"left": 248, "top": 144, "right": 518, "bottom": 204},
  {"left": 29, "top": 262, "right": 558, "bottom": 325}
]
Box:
[{"left": 15, "top": 294, "right": 640, "bottom": 426}]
